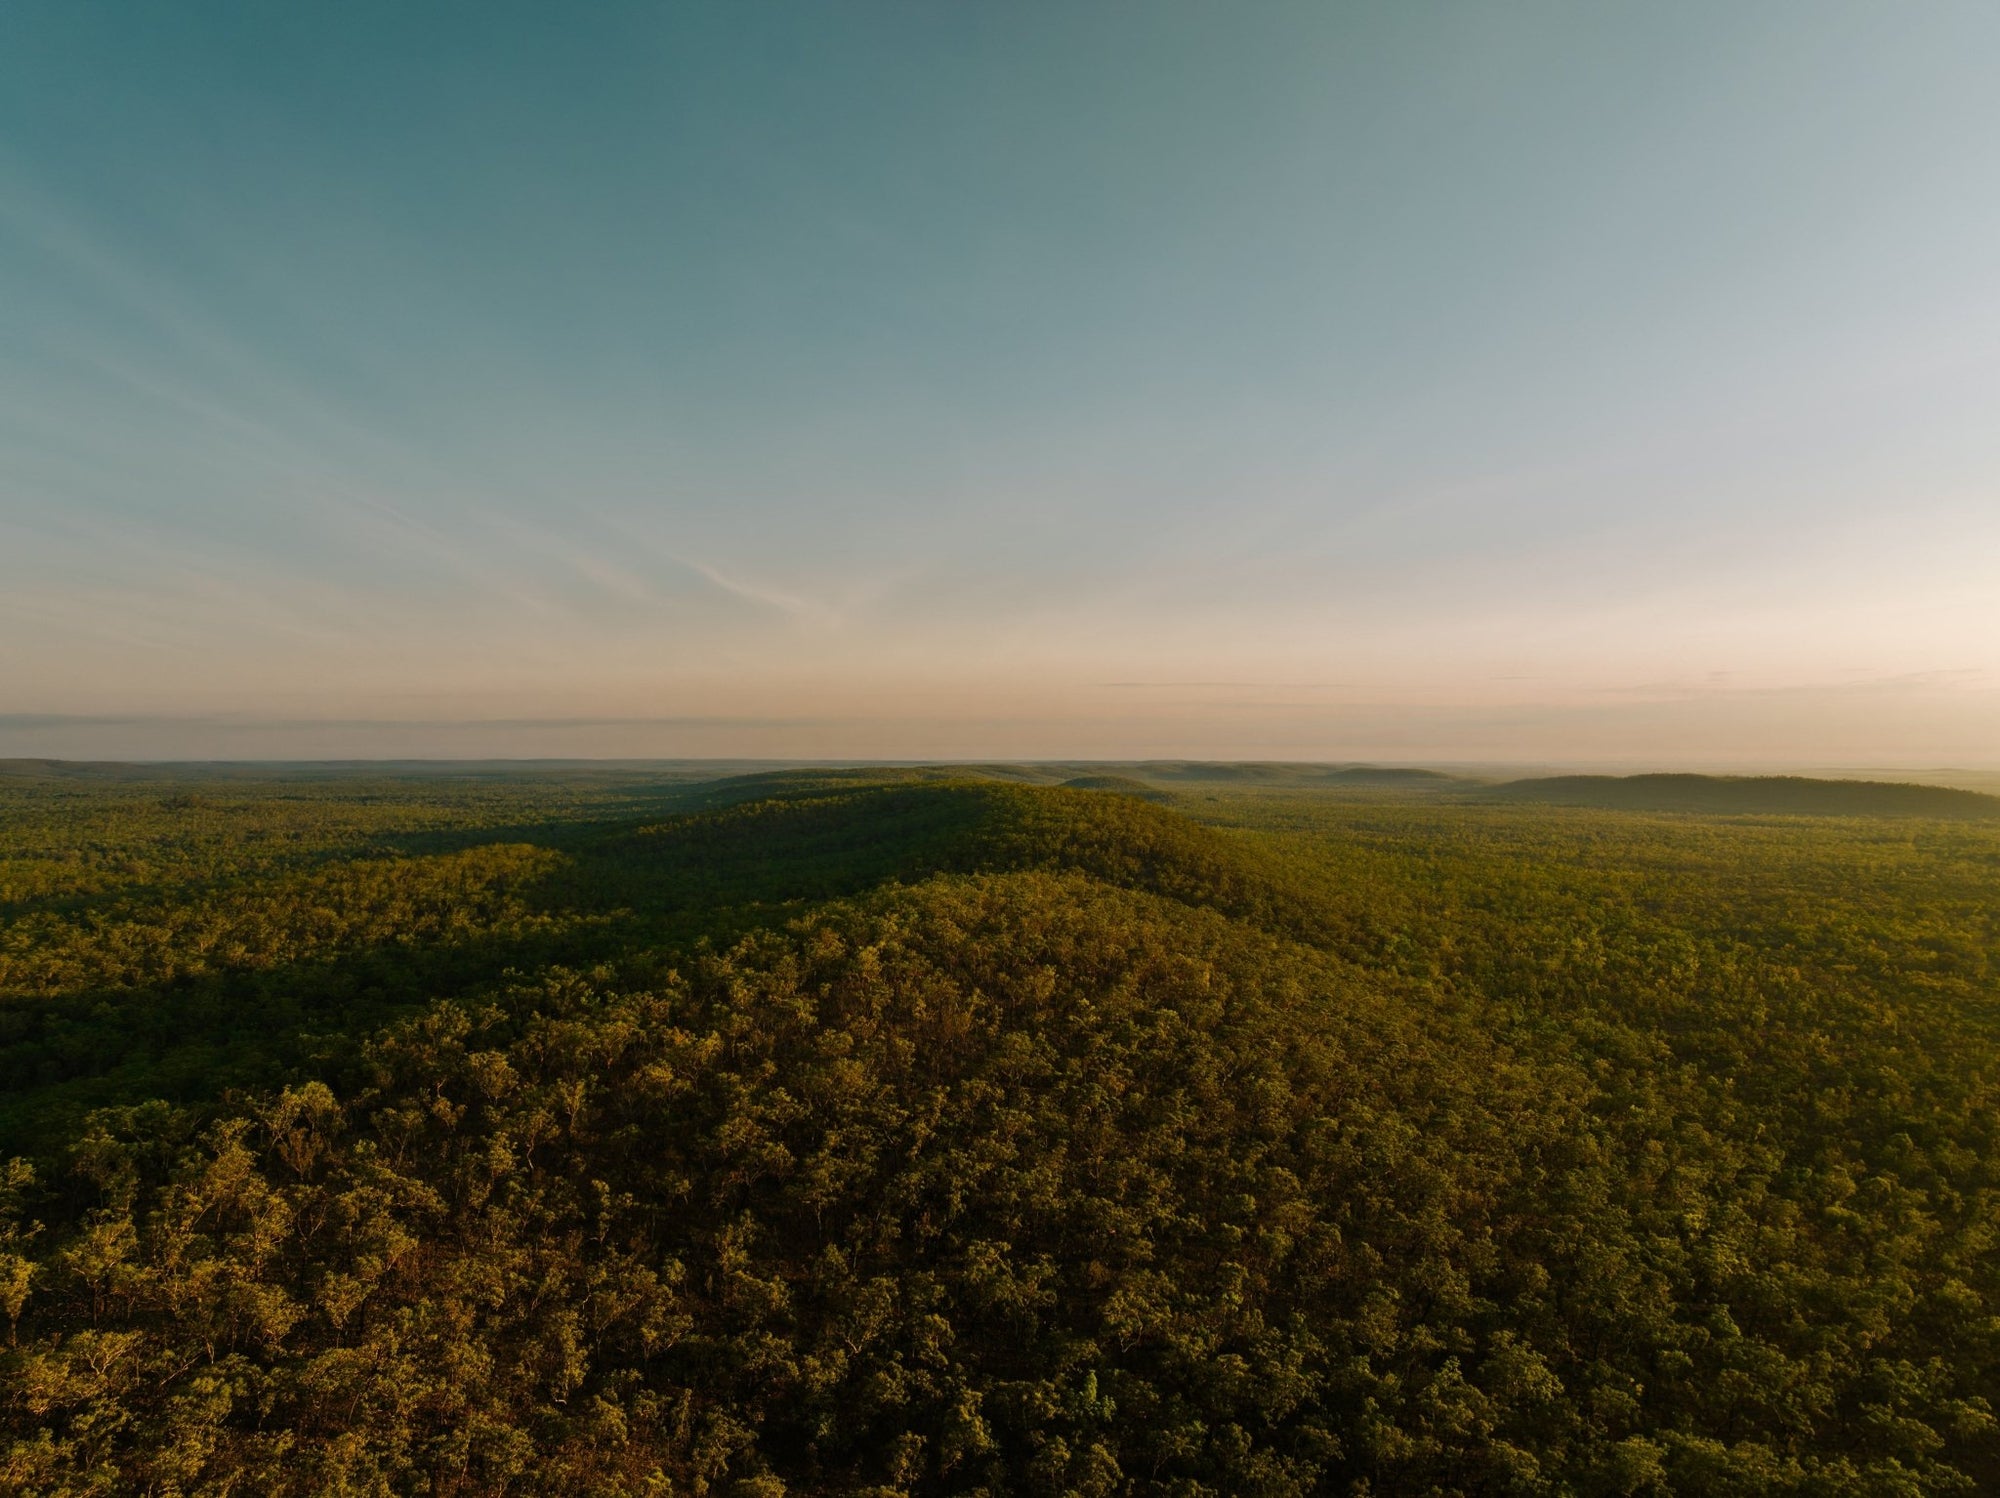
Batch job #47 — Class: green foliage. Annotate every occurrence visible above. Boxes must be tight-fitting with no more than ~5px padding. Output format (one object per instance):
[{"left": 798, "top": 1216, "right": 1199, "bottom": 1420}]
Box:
[
  {"left": 1057, "top": 777, "right": 1172, "bottom": 802},
  {"left": 2, "top": 768, "right": 1999, "bottom": 1493},
  {"left": 1492, "top": 773, "right": 2000, "bottom": 820}
]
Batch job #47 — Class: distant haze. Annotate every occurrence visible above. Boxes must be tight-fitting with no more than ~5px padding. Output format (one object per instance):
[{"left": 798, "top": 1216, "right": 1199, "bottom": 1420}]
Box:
[{"left": 4, "top": 4, "right": 1998, "bottom": 763}]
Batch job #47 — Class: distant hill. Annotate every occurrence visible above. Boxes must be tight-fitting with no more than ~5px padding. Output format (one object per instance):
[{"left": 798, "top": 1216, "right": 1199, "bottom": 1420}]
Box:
[
  {"left": 1491, "top": 772, "right": 2000, "bottom": 819},
  {"left": 1320, "top": 765, "right": 1458, "bottom": 785},
  {"left": 1058, "top": 773, "right": 1173, "bottom": 801},
  {"left": 652, "top": 762, "right": 1469, "bottom": 808},
  {"left": 1105, "top": 761, "right": 1461, "bottom": 788}
]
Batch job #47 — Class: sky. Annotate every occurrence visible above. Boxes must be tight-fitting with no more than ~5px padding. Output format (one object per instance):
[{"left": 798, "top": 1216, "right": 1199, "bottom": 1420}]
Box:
[{"left": 3, "top": 1, "right": 1998, "bottom": 765}]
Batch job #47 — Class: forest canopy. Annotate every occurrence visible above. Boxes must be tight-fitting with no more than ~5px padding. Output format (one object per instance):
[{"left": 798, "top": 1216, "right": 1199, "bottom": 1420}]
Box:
[
  {"left": 2, "top": 764, "right": 1999, "bottom": 1495},
  {"left": 1488, "top": 772, "right": 2000, "bottom": 820}
]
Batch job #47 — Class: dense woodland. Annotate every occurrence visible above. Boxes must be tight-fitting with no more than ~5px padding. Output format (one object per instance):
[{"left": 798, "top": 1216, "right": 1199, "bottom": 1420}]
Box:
[{"left": 3, "top": 761, "right": 1999, "bottom": 1495}]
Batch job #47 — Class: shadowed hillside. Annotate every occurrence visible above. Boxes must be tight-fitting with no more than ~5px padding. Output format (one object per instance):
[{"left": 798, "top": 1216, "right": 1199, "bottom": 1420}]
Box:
[
  {"left": 563, "top": 776, "right": 1331, "bottom": 943},
  {"left": 1057, "top": 773, "right": 1173, "bottom": 801},
  {"left": 0, "top": 778, "right": 1334, "bottom": 1150}
]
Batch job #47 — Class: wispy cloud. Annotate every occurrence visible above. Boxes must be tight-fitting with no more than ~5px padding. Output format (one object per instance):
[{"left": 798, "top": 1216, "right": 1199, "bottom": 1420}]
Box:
[{"left": 674, "top": 556, "right": 834, "bottom": 624}]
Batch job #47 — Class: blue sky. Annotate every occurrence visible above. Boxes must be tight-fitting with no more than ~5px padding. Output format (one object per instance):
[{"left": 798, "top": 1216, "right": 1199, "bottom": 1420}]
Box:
[{"left": 4, "top": 2, "right": 1998, "bottom": 762}]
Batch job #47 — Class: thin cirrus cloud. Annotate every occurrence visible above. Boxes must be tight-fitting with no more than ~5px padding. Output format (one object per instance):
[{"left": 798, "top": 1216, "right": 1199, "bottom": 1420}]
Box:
[{"left": 1, "top": 2, "right": 1997, "bottom": 763}]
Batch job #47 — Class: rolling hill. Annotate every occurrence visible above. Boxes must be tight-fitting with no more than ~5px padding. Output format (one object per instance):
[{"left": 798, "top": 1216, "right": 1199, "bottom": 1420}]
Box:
[{"left": 4, "top": 768, "right": 2000, "bottom": 1493}]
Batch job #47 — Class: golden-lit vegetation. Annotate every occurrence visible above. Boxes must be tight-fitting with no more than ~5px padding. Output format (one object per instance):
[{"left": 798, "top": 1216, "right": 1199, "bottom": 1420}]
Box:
[{"left": 3, "top": 767, "right": 1999, "bottom": 1494}]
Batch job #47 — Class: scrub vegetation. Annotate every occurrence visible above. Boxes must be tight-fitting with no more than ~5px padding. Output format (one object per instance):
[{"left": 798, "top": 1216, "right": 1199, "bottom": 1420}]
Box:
[{"left": 3, "top": 763, "right": 1999, "bottom": 1496}]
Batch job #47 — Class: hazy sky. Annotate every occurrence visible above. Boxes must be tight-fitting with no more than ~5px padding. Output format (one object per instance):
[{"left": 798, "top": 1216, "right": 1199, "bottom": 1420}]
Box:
[{"left": 4, "top": 2, "right": 1998, "bottom": 763}]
